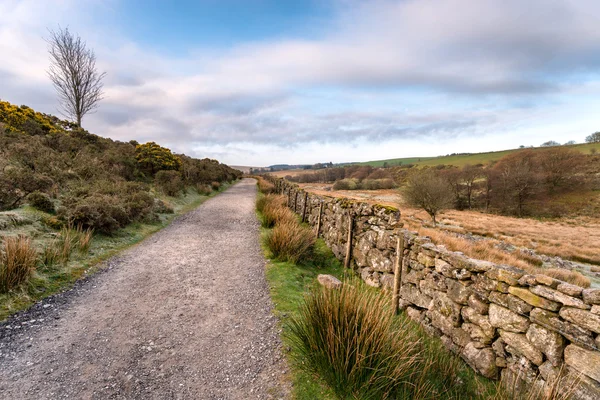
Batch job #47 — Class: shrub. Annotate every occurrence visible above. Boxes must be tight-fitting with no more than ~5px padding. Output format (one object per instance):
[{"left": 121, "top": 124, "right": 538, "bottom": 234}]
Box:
[
  {"left": 196, "top": 184, "right": 212, "bottom": 196},
  {"left": 124, "top": 191, "right": 155, "bottom": 221},
  {"left": 287, "top": 282, "right": 424, "bottom": 399},
  {"left": 211, "top": 181, "right": 221, "bottom": 191},
  {"left": 153, "top": 199, "right": 174, "bottom": 214},
  {"left": 333, "top": 178, "right": 358, "bottom": 190},
  {"left": 27, "top": 191, "right": 55, "bottom": 213},
  {"left": 0, "top": 235, "right": 37, "bottom": 293},
  {"left": 265, "top": 219, "right": 315, "bottom": 263},
  {"left": 155, "top": 170, "right": 184, "bottom": 197},
  {"left": 135, "top": 142, "right": 182, "bottom": 175},
  {"left": 67, "top": 195, "right": 130, "bottom": 234}
]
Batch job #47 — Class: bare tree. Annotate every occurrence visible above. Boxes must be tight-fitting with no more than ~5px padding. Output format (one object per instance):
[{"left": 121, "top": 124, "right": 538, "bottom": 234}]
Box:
[
  {"left": 47, "top": 27, "right": 105, "bottom": 127},
  {"left": 403, "top": 169, "right": 453, "bottom": 226}
]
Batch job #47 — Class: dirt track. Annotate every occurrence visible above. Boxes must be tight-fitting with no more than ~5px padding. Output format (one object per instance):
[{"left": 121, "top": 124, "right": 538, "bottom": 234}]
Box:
[{"left": 0, "top": 179, "right": 289, "bottom": 399}]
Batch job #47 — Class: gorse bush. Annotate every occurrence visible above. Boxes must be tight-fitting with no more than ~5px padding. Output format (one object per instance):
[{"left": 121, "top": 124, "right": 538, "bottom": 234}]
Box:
[
  {"left": 0, "top": 99, "right": 241, "bottom": 232},
  {"left": 0, "top": 236, "right": 37, "bottom": 293},
  {"left": 27, "top": 191, "right": 55, "bottom": 213},
  {"left": 265, "top": 219, "right": 315, "bottom": 263},
  {"left": 211, "top": 181, "right": 221, "bottom": 191}
]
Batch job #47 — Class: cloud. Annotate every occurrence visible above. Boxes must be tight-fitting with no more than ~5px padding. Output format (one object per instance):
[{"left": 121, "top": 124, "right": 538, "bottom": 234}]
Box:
[{"left": 2, "top": 0, "right": 600, "bottom": 165}]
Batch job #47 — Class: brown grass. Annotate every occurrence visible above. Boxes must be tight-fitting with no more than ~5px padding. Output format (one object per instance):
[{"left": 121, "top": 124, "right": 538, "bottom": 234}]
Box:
[
  {"left": 260, "top": 195, "right": 296, "bottom": 228},
  {"left": 0, "top": 236, "right": 37, "bottom": 293},
  {"left": 256, "top": 177, "right": 275, "bottom": 194},
  {"left": 299, "top": 184, "right": 598, "bottom": 285},
  {"left": 265, "top": 219, "right": 315, "bottom": 263}
]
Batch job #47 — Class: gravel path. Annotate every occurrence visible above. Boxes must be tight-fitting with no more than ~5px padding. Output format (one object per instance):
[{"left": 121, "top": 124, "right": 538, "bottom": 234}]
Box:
[{"left": 0, "top": 179, "right": 290, "bottom": 399}]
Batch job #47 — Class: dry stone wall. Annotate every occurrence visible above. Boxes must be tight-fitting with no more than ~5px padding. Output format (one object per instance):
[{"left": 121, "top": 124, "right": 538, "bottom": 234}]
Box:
[{"left": 270, "top": 177, "right": 600, "bottom": 399}]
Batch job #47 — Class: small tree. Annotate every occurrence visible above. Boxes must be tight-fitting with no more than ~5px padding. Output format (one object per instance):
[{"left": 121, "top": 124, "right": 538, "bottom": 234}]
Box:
[
  {"left": 403, "top": 169, "right": 452, "bottom": 226},
  {"left": 541, "top": 140, "right": 560, "bottom": 147},
  {"left": 47, "top": 27, "right": 106, "bottom": 127},
  {"left": 585, "top": 132, "right": 600, "bottom": 143}
]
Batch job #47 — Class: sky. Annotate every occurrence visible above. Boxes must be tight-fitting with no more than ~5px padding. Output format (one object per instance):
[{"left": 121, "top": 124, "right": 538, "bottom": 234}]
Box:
[{"left": 2, "top": 0, "right": 600, "bottom": 166}]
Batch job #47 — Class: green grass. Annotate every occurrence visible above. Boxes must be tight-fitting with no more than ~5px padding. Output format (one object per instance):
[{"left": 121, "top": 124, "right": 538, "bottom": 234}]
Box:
[
  {"left": 0, "top": 182, "right": 235, "bottom": 321},
  {"left": 357, "top": 142, "right": 600, "bottom": 168},
  {"left": 264, "top": 235, "right": 344, "bottom": 400}
]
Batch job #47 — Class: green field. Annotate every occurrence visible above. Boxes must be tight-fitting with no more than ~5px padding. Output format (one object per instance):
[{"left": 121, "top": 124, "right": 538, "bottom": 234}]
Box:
[{"left": 357, "top": 142, "right": 600, "bottom": 168}]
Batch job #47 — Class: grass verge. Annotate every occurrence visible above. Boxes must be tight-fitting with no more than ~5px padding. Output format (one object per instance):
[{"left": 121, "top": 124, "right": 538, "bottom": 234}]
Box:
[
  {"left": 0, "top": 182, "right": 235, "bottom": 321},
  {"left": 258, "top": 202, "right": 499, "bottom": 399}
]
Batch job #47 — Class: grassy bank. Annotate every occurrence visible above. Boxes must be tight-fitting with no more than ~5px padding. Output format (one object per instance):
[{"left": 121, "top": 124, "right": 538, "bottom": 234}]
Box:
[{"left": 0, "top": 182, "right": 235, "bottom": 321}]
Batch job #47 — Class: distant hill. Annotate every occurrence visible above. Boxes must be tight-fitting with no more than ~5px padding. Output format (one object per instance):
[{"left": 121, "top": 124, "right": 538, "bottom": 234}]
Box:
[{"left": 356, "top": 143, "right": 600, "bottom": 168}]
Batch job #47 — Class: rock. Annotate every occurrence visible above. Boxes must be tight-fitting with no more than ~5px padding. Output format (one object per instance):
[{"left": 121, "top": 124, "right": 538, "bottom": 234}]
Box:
[
  {"left": 557, "top": 282, "right": 583, "bottom": 297},
  {"left": 530, "top": 285, "right": 590, "bottom": 309},
  {"left": 538, "top": 360, "right": 560, "bottom": 381},
  {"left": 518, "top": 274, "right": 537, "bottom": 286},
  {"left": 507, "top": 294, "right": 533, "bottom": 315},
  {"left": 317, "top": 274, "right": 342, "bottom": 290},
  {"left": 499, "top": 330, "right": 544, "bottom": 366},
  {"left": 526, "top": 323, "right": 565, "bottom": 366},
  {"left": 530, "top": 308, "right": 597, "bottom": 351},
  {"left": 367, "top": 248, "right": 394, "bottom": 273},
  {"left": 468, "top": 294, "right": 489, "bottom": 315},
  {"left": 446, "top": 279, "right": 472, "bottom": 305},
  {"left": 488, "top": 291, "right": 509, "bottom": 308},
  {"left": 450, "top": 326, "right": 472, "bottom": 347},
  {"left": 404, "top": 269, "right": 426, "bottom": 285},
  {"left": 559, "top": 307, "right": 600, "bottom": 334},
  {"left": 419, "top": 272, "right": 447, "bottom": 295},
  {"left": 462, "top": 307, "right": 495, "bottom": 337},
  {"left": 417, "top": 253, "right": 435, "bottom": 268},
  {"left": 583, "top": 288, "right": 600, "bottom": 305},
  {"left": 440, "top": 335, "right": 460, "bottom": 354},
  {"left": 406, "top": 306, "right": 423, "bottom": 322},
  {"left": 486, "top": 265, "right": 525, "bottom": 286},
  {"left": 434, "top": 258, "right": 455, "bottom": 277},
  {"left": 452, "top": 268, "right": 471, "bottom": 280},
  {"left": 535, "top": 274, "right": 559, "bottom": 288},
  {"left": 380, "top": 273, "right": 394, "bottom": 290},
  {"left": 461, "top": 342, "right": 498, "bottom": 379},
  {"left": 399, "top": 284, "right": 432, "bottom": 309},
  {"left": 564, "top": 344, "right": 600, "bottom": 382},
  {"left": 463, "top": 322, "right": 494, "bottom": 345},
  {"left": 507, "top": 287, "right": 561, "bottom": 312},
  {"left": 592, "top": 305, "right": 600, "bottom": 315},
  {"left": 431, "top": 292, "right": 462, "bottom": 326},
  {"left": 489, "top": 304, "right": 529, "bottom": 333}
]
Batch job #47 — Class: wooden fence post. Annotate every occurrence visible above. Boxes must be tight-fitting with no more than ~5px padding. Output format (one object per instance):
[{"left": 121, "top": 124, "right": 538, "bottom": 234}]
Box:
[
  {"left": 315, "top": 202, "right": 323, "bottom": 238},
  {"left": 344, "top": 213, "right": 354, "bottom": 269},
  {"left": 301, "top": 192, "right": 309, "bottom": 223},
  {"left": 392, "top": 233, "right": 405, "bottom": 314},
  {"left": 287, "top": 189, "right": 292, "bottom": 207}
]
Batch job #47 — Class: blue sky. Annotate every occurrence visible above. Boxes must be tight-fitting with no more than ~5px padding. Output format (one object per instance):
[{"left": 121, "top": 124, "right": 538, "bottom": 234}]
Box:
[{"left": 2, "top": 0, "right": 600, "bottom": 166}]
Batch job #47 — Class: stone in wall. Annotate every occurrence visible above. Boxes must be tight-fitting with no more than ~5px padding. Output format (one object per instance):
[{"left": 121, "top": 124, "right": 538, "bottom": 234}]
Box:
[
  {"left": 530, "top": 308, "right": 598, "bottom": 351},
  {"left": 526, "top": 323, "right": 565, "bottom": 366},
  {"left": 499, "top": 330, "right": 544, "bottom": 366},
  {"left": 461, "top": 342, "right": 498, "bottom": 379},
  {"left": 564, "top": 344, "right": 600, "bottom": 382},
  {"left": 489, "top": 304, "right": 529, "bottom": 333}
]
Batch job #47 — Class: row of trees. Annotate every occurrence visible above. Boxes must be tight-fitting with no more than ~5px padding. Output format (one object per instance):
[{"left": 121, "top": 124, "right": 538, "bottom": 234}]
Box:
[{"left": 404, "top": 147, "right": 594, "bottom": 224}]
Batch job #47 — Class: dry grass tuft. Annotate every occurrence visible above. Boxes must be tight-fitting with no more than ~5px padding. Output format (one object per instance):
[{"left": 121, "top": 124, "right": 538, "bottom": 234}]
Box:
[
  {"left": 0, "top": 236, "right": 37, "bottom": 293},
  {"left": 260, "top": 195, "right": 296, "bottom": 228},
  {"left": 265, "top": 219, "right": 315, "bottom": 263},
  {"left": 256, "top": 177, "right": 275, "bottom": 194}
]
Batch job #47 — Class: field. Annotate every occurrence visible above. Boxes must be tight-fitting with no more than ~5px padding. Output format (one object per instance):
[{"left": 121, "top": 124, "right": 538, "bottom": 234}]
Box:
[
  {"left": 356, "top": 142, "right": 600, "bottom": 168},
  {"left": 297, "top": 183, "right": 600, "bottom": 287}
]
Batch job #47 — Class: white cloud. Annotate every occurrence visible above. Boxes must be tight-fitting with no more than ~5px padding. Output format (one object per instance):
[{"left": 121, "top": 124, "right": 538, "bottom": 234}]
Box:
[{"left": 2, "top": 0, "right": 600, "bottom": 165}]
